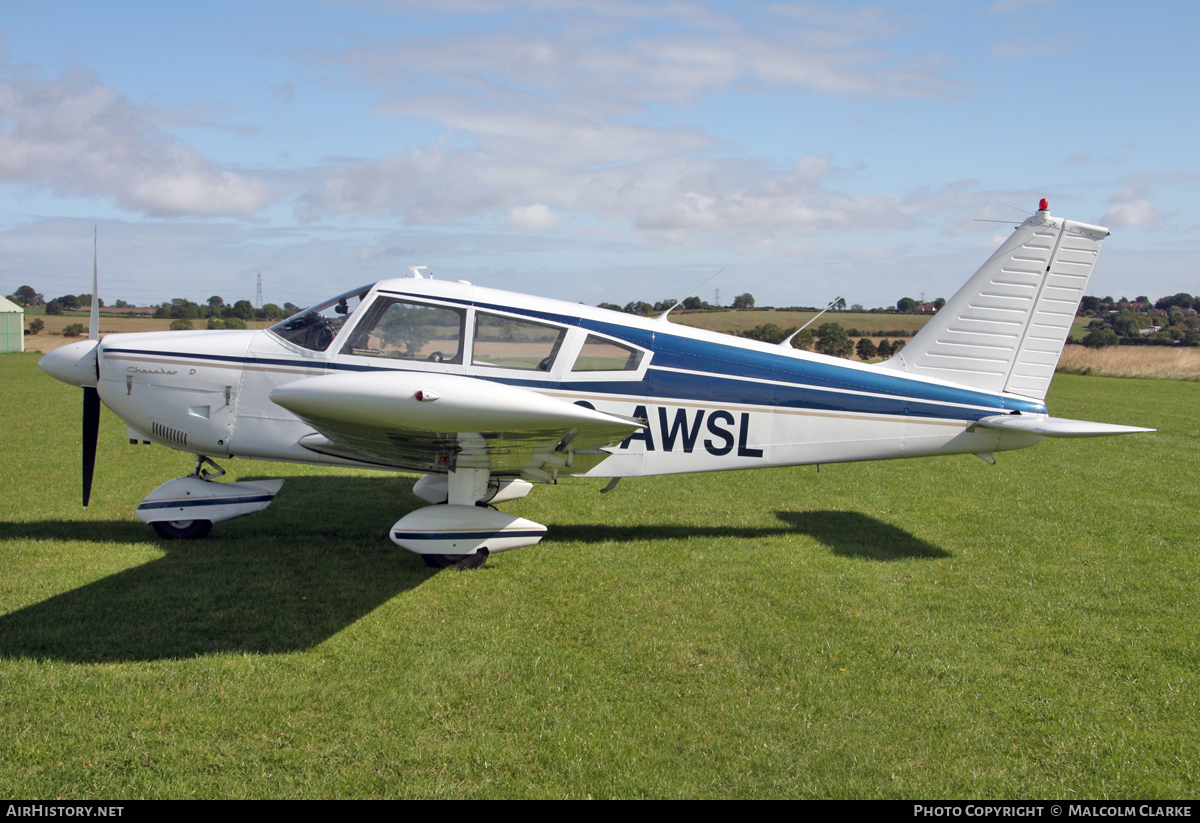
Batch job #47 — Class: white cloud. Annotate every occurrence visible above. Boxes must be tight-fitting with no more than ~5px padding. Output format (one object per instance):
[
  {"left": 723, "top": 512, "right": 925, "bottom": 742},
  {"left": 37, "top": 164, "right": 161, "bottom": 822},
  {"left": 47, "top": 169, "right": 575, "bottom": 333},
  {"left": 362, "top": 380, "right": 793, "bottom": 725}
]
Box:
[
  {"left": 968, "top": 233, "right": 1010, "bottom": 251},
  {"left": 0, "top": 67, "right": 274, "bottom": 217},
  {"left": 991, "top": 35, "right": 1074, "bottom": 60},
  {"left": 296, "top": 2, "right": 973, "bottom": 246},
  {"left": 333, "top": 8, "right": 970, "bottom": 106},
  {"left": 299, "top": 142, "right": 920, "bottom": 249},
  {"left": 505, "top": 203, "right": 564, "bottom": 230},
  {"left": 1102, "top": 198, "right": 1161, "bottom": 229}
]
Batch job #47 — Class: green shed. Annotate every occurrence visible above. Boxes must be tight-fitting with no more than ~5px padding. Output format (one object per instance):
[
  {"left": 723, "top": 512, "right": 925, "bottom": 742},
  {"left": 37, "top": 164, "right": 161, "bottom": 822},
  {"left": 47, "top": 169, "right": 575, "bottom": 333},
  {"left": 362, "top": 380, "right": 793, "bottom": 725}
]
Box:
[{"left": 0, "top": 296, "right": 24, "bottom": 353}]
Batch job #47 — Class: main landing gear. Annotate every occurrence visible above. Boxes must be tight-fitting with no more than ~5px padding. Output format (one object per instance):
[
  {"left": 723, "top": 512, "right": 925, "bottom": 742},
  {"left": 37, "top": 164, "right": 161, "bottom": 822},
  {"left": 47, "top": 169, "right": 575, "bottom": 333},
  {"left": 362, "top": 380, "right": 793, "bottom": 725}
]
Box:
[{"left": 391, "top": 469, "right": 546, "bottom": 570}]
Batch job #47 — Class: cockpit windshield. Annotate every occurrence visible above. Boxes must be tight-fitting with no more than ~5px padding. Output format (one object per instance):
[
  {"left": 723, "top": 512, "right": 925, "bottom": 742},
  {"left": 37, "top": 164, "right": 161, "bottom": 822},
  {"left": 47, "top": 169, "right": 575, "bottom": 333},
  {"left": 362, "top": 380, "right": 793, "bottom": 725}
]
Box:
[{"left": 268, "top": 285, "right": 372, "bottom": 352}]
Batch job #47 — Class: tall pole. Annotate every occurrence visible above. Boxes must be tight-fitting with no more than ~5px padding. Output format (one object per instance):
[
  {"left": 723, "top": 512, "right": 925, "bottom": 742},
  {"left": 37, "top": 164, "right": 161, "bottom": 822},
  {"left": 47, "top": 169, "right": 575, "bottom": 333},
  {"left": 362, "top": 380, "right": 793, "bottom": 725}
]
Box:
[{"left": 89, "top": 227, "right": 99, "bottom": 340}]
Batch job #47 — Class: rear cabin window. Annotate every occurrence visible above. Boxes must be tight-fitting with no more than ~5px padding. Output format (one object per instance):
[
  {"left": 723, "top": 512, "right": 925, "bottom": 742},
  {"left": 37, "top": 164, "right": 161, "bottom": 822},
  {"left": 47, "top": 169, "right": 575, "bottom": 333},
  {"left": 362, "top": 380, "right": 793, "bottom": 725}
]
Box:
[
  {"left": 342, "top": 298, "right": 466, "bottom": 364},
  {"left": 571, "top": 335, "right": 644, "bottom": 372},
  {"left": 472, "top": 313, "right": 566, "bottom": 372}
]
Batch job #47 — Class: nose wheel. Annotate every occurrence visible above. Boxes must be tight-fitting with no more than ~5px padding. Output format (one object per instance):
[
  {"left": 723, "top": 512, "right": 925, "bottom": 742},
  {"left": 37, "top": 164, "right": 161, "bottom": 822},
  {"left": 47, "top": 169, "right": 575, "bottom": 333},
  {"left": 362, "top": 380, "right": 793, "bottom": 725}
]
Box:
[
  {"left": 421, "top": 548, "right": 489, "bottom": 570},
  {"left": 151, "top": 519, "right": 213, "bottom": 540}
]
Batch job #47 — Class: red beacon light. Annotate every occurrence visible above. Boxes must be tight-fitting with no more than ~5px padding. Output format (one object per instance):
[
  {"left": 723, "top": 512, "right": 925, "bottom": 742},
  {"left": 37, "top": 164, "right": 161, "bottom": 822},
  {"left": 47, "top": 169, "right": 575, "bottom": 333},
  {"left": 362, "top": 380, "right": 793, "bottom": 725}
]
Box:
[{"left": 1039, "top": 198, "right": 1049, "bottom": 211}]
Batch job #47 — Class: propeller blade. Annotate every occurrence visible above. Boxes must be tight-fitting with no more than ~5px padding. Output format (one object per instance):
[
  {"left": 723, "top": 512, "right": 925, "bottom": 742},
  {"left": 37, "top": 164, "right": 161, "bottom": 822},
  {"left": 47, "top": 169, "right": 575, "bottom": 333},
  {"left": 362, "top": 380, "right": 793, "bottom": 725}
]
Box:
[{"left": 82, "top": 386, "right": 100, "bottom": 507}]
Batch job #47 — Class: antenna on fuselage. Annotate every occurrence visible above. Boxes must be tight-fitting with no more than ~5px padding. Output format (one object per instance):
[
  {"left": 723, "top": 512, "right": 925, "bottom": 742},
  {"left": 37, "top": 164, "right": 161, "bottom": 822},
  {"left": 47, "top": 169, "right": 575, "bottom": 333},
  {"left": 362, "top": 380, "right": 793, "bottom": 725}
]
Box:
[
  {"left": 408, "top": 266, "right": 428, "bottom": 279},
  {"left": 779, "top": 294, "right": 844, "bottom": 349},
  {"left": 658, "top": 267, "right": 725, "bottom": 323}
]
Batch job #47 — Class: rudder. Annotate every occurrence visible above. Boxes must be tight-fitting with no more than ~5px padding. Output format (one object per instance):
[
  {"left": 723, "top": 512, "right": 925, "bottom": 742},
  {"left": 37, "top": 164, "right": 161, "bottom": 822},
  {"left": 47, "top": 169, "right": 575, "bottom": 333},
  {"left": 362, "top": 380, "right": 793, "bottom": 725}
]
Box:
[{"left": 879, "top": 204, "right": 1109, "bottom": 400}]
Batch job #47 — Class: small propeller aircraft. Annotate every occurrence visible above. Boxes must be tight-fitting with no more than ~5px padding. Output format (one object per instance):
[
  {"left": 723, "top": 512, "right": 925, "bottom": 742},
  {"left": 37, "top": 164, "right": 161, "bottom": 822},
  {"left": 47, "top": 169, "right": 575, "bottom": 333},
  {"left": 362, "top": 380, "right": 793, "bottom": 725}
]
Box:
[{"left": 40, "top": 201, "right": 1152, "bottom": 568}]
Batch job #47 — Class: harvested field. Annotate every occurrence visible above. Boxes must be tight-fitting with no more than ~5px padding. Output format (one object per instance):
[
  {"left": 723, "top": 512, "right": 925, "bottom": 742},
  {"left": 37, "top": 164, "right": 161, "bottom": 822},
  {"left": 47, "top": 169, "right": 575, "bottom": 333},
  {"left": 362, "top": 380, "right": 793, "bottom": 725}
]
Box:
[
  {"left": 21, "top": 315, "right": 275, "bottom": 353},
  {"left": 1057, "top": 344, "right": 1200, "bottom": 381}
]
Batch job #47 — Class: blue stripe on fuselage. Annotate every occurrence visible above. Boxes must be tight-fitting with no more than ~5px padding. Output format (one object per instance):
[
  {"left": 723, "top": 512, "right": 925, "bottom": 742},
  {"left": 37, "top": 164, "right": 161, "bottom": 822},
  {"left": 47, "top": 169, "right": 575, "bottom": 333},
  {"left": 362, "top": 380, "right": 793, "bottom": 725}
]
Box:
[
  {"left": 433, "top": 296, "right": 1047, "bottom": 417},
  {"left": 644, "top": 368, "right": 984, "bottom": 421}
]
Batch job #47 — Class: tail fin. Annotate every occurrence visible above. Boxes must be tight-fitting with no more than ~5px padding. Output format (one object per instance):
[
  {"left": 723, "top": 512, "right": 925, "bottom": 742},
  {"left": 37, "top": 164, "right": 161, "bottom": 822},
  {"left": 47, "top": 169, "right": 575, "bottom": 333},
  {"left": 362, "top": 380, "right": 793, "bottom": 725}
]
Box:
[{"left": 879, "top": 205, "right": 1109, "bottom": 400}]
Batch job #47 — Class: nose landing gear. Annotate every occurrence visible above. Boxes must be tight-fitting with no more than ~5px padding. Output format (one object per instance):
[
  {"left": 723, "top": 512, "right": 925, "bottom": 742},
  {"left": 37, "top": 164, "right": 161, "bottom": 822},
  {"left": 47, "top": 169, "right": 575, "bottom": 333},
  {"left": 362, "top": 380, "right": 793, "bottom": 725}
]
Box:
[
  {"left": 151, "top": 519, "right": 214, "bottom": 540},
  {"left": 136, "top": 455, "right": 284, "bottom": 540},
  {"left": 420, "top": 548, "right": 490, "bottom": 570}
]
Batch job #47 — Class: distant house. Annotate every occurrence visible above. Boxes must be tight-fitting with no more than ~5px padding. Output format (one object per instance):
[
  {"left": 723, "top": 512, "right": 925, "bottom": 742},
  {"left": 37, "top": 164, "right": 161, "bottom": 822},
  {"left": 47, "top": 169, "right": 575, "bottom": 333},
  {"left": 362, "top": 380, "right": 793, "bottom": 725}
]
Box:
[{"left": 0, "top": 295, "right": 24, "bottom": 353}]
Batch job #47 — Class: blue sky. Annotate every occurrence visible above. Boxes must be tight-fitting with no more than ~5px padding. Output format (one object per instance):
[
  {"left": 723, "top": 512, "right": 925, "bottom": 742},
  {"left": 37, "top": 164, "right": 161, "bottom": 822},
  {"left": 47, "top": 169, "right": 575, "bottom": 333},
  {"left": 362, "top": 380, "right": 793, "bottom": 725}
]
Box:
[{"left": 1, "top": 1, "right": 1196, "bottom": 310}]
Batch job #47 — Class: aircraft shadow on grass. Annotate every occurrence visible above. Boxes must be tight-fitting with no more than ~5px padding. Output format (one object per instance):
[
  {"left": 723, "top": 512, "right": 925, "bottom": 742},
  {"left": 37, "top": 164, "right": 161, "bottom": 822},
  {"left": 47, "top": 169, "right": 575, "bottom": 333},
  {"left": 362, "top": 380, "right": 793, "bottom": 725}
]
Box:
[
  {"left": 0, "top": 478, "right": 946, "bottom": 664},
  {"left": 545, "top": 510, "right": 949, "bottom": 562}
]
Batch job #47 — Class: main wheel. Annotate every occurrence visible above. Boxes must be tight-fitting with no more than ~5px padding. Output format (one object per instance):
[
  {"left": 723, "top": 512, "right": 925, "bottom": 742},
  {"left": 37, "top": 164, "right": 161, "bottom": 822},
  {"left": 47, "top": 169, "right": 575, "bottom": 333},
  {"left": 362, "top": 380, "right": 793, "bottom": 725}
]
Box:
[
  {"left": 152, "top": 519, "right": 213, "bottom": 540},
  {"left": 421, "top": 548, "right": 489, "bottom": 570}
]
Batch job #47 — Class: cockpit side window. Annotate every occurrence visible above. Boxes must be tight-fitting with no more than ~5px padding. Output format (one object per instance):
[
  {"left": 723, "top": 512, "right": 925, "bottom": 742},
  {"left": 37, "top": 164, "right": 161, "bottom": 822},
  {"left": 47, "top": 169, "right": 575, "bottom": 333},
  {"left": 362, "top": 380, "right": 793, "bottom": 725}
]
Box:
[
  {"left": 269, "top": 286, "right": 370, "bottom": 352},
  {"left": 571, "top": 334, "right": 644, "bottom": 372},
  {"left": 341, "top": 298, "right": 466, "bottom": 364},
  {"left": 472, "top": 313, "right": 566, "bottom": 372}
]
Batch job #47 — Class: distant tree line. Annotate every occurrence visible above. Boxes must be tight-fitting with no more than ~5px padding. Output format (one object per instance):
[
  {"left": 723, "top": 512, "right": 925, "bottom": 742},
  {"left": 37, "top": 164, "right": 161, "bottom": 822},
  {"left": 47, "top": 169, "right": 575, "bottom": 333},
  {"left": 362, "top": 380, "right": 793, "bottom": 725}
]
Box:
[
  {"left": 5, "top": 286, "right": 120, "bottom": 315},
  {"left": 1075, "top": 294, "right": 1200, "bottom": 348},
  {"left": 5, "top": 284, "right": 302, "bottom": 327},
  {"left": 7, "top": 286, "right": 44, "bottom": 306},
  {"left": 152, "top": 295, "right": 295, "bottom": 324},
  {"left": 597, "top": 291, "right": 947, "bottom": 316},
  {"left": 598, "top": 293, "right": 756, "bottom": 315},
  {"left": 895, "top": 297, "right": 946, "bottom": 313},
  {"left": 737, "top": 321, "right": 906, "bottom": 361}
]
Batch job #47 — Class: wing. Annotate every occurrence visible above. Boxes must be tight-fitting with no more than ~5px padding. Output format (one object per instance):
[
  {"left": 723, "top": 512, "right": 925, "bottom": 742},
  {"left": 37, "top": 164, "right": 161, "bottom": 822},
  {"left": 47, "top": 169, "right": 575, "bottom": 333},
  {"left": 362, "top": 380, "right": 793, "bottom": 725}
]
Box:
[{"left": 269, "top": 371, "right": 643, "bottom": 479}]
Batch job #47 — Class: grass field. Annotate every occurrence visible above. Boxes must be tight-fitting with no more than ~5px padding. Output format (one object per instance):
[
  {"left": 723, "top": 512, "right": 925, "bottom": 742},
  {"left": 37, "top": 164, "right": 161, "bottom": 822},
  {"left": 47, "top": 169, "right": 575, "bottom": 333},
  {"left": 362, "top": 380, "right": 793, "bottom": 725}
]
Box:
[{"left": 1, "top": 352, "right": 1197, "bottom": 798}]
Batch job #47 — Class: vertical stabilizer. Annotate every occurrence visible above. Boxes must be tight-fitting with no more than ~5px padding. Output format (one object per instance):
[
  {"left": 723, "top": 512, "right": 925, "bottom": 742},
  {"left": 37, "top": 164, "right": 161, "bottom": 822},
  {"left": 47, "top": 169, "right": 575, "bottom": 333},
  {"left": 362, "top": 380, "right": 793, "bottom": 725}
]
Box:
[{"left": 879, "top": 205, "right": 1108, "bottom": 400}]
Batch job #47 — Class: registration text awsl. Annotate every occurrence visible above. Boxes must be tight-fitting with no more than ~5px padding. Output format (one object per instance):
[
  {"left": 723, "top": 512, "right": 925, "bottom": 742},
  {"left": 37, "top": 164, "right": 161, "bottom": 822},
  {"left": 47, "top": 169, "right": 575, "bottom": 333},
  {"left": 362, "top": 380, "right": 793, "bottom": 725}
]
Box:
[{"left": 620, "top": 406, "right": 762, "bottom": 457}]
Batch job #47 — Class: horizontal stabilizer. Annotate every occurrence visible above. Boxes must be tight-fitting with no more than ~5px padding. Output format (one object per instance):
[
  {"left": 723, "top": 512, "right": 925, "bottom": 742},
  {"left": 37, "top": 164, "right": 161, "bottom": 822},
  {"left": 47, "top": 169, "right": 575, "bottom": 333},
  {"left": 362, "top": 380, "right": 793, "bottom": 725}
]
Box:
[{"left": 975, "top": 415, "right": 1154, "bottom": 438}]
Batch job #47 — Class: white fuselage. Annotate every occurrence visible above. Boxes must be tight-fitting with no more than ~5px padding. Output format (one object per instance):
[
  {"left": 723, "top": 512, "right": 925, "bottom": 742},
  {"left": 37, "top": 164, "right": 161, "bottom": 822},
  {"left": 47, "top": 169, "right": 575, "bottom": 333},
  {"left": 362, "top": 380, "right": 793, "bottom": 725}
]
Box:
[{"left": 93, "top": 277, "right": 1046, "bottom": 479}]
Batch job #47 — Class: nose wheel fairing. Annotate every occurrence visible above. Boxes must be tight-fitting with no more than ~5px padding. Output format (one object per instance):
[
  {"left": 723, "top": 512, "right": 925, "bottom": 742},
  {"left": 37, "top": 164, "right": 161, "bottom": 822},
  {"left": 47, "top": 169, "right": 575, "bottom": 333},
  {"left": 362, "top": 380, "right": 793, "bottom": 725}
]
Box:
[{"left": 136, "top": 472, "right": 284, "bottom": 534}]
